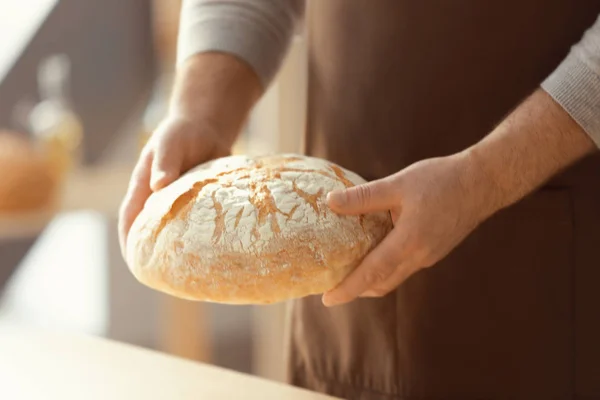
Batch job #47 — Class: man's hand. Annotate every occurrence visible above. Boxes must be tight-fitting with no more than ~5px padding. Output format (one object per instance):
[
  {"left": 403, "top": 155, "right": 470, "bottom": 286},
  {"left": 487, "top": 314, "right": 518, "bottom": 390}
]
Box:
[
  {"left": 118, "top": 52, "right": 261, "bottom": 258},
  {"left": 118, "top": 116, "right": 232, "bottom": 258},
  {"left": 322, "top": 153, "right": 497, "bottom": 306},
  {"left": 322, "top": 89, "right": 596, "bottom": 307}
]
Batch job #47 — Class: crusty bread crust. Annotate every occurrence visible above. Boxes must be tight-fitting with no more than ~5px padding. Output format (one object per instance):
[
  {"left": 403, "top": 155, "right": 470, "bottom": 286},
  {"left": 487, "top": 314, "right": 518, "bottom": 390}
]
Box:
[{"left": 126, "top": 154, "right": 392, "bottom": 304}]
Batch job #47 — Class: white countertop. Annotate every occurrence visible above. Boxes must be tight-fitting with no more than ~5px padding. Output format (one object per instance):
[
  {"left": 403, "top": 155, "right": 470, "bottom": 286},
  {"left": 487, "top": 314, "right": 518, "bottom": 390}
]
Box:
[{"left": 0, "top": 323, "right": 338, "bottom": 400}]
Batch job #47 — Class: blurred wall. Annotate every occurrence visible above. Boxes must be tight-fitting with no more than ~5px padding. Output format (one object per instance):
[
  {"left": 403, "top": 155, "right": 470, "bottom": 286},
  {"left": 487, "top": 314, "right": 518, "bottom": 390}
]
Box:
[
  {"left": 0, "top": 0, "right": 155, "bottom": 289},
  {"left": 0, "top": 0, "right": 156, "bottom": 165}
]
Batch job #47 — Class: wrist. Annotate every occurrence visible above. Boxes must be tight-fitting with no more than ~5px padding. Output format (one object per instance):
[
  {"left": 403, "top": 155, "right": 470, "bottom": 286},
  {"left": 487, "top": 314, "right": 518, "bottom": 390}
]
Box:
[
  {"left": 169, "top": 52, "right": 262, "bottom": 146},
  {"left": 452, "top": 149, "right": 506, "bottom": 221},
  {"left": 459, "top": 89, "right": 596, "bottom": 214}
]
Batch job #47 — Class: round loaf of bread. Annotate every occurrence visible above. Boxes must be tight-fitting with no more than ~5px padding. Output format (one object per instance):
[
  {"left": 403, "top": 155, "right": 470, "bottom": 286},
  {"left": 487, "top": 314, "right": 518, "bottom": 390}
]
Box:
[
  {"left": 126, "top": 154, "right": 393, "bottom": 304},
  {"left": 0, "top": 131, "right": 58, "bottom": 213}
]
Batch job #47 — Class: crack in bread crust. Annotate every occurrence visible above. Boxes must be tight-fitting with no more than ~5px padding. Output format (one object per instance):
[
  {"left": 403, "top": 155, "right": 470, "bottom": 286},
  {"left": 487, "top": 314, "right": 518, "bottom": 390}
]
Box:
[
  {"left": 211, "top": 190, "right": 227, "bottom": 244},
  {"left": 292, "top": 180, "right": 323, "bottom": 215},
  {"left": 151, "top": 178, "right": 218, "bottom": 242},
  {"left": 234, "top": 207, "right": 244, "bottom": 228},
  {"left": 329, "top": 164, "right": 354, "bottom": 188},
  {"left": 248, "top": 181, "right": 282, "bottom": 237}
]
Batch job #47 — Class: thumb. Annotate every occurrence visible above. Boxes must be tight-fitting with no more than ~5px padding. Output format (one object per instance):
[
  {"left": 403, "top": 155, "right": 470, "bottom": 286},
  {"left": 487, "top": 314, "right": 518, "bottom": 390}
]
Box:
[
  {"left": 327, "top": 177, "right": 397, "bottom": 215},
  {"left": 150, "top": 138, "right": 184, "bottom": 191}
]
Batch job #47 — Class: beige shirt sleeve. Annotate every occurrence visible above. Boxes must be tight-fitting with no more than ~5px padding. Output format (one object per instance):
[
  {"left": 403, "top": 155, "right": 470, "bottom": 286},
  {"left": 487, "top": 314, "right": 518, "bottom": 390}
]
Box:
[
  {"left": 177, "top": 0, "right": 305, "bottom": 88},
  {"left": 542, "top": 15, "right": 600, "bottom": 147}
]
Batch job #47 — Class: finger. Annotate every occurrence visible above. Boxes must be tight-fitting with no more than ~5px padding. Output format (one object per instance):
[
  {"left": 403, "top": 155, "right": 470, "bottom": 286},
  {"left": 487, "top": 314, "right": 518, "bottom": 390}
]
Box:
[
  {"left": 327, "top": 177, "right": 398, "bottom": 215},
  {"left": 359, "top": 259, "right": 419, "bottom": 298},
  {"left": 150, "top": 135, "right": 184, "bottom": 191},
  {"left": 322, "top": 228, "right": 406, "bottom": 307},
  {"left": 119, "top": 149, "right": 153, "bottom": 258}
]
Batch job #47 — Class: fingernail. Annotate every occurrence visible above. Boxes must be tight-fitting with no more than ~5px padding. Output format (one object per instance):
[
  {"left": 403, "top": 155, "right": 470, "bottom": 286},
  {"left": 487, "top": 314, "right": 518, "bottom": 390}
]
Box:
[
  {"left": 327, "top": 190, "right": 345, "bottom": 208},
  {"left": 322, "top": 293, "right": 341, "bottom": 307}
]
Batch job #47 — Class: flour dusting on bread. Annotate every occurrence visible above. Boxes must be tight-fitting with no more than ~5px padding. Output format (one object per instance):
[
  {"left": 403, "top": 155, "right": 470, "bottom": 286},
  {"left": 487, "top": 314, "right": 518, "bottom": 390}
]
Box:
[{"left": 126, "top": 154, "right": 392, "bottom": 304}]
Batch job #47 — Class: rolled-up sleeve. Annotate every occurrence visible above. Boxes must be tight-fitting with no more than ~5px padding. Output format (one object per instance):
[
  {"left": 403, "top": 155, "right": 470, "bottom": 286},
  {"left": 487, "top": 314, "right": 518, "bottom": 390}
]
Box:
[
  {"left": 177, "top": 0, "right": 305, "bottom": 88},
  {"left": 542, "top": 15, "right": 600, "bottom": 147}
]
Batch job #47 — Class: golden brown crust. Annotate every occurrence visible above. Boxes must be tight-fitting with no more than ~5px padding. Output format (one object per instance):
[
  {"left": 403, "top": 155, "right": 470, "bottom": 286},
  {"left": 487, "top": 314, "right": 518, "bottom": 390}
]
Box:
[
  {"left": 127, "top": 154, "right": 393, "bottom": 304},
  {"left": 0, "top": 131, "right": 58, "bottom": 213}
]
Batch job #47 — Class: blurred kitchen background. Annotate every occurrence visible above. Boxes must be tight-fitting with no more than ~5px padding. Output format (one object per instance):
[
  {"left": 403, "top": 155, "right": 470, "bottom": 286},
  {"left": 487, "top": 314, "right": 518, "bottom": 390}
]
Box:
[{"left": 0, "top": 0, "right": 307, "bottom": 383}]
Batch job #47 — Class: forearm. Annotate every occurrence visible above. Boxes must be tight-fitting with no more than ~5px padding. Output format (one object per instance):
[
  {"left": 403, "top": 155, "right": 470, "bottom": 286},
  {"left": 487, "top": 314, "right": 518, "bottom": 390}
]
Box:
[
  {"left": 169, "top": 52, "right": 262, "bottom": 146},
  {"left": 462, "top": 15, "right": 600, "bottom": 213},
  {"left": 172, "top": 0, "right": 305, "bottom": 146},
  {"left": 464, "top": 89, "right": 595, "bottom": 213}
]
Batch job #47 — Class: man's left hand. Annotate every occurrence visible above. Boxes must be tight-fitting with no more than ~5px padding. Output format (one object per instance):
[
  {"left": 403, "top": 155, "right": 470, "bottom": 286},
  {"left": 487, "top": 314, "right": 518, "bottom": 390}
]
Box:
[
  {"left": 321, "top": 89, "right": 597, "bottom": 307},
  {"left": 322, "top": 152, "right": 499, "bottom": 307}
]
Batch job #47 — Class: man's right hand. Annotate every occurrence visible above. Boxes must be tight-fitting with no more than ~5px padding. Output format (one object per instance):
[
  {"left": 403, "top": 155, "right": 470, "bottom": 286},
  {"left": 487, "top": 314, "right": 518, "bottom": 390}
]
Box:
[
  {"left": 118, "top": 115, "right": 232, "bottom": 259},
  {"left": 118, "top": 52, "right": 262, "bottom": 259}
]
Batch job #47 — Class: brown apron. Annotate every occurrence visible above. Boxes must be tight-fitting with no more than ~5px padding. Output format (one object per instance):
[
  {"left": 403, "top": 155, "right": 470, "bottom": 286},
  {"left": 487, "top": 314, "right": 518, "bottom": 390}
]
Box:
[{"left": 286, "top": 1, "right": 600, "bottom": 399}]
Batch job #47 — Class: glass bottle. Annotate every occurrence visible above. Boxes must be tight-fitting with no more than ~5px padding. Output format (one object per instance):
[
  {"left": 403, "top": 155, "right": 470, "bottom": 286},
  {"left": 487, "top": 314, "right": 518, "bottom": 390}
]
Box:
[{"left": 28, "top": 54, "right": 84, "bottom": 184}]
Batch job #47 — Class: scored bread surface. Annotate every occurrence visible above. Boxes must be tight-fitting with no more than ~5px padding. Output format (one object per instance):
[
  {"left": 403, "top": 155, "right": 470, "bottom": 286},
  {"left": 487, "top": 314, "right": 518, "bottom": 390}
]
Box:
[{"left": 126, "top": 154, "right": 392, "bottom": 304}]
